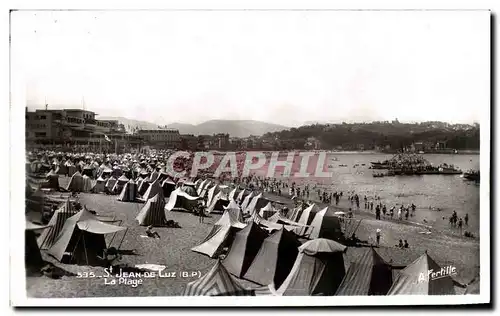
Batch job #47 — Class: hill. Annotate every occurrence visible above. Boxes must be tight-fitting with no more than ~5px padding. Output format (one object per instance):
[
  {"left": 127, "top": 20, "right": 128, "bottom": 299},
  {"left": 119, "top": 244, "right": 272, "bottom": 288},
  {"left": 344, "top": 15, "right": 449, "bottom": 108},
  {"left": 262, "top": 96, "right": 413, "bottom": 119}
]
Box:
[{"left": 99, "top": 117, "right": 288, "bottom": 137}]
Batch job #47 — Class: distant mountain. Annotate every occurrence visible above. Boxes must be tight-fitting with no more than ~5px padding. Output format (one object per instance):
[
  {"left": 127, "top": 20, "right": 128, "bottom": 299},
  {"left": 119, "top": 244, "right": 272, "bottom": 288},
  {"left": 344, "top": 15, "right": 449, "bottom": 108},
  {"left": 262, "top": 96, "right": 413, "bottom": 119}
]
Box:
[
  {"left": 99, "top": 117, "right": 288, "bottom": 137},
  {"left": 172, "top": 120, "right": 288, "bottom": 137}
]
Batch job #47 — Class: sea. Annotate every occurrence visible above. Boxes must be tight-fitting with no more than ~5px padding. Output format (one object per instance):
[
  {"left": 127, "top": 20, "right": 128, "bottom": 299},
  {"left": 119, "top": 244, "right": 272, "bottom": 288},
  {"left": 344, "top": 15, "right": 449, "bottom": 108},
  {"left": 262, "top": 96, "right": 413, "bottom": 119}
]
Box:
[{"left": 249, "top": 152, "right": 480, "bottom": 235}]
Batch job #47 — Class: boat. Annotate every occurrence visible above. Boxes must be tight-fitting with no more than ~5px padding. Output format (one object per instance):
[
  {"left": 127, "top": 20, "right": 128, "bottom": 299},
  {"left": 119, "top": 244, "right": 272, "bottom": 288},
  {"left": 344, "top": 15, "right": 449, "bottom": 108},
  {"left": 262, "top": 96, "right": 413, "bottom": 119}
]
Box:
[
  {"left": 463, "top": 170, "right": 480, "bottom": 182},
  {"left": 373, "top": 173, "right": 385, "bottom": 178}
]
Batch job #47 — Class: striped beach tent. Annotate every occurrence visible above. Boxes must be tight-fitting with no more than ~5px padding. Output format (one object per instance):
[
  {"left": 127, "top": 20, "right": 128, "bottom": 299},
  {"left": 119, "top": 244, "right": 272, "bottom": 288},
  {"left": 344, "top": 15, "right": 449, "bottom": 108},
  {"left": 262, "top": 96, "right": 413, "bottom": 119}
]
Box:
[
  {"left": 118, "top": 179, "right": 138, "bottom": 202},
  {"left": 305, "top": 207, "right": 342, "bottom": 241},
  {"left": 136, "top": 193, "right": 167, "bottom": 226},
  {"left": 184, "top": 260, "right": 252, "bottom": 296},
  {"left": 293, "top": 204, "right": 318, "bottom": 236},
  {"left": 37, "top": 200, "right": 78, "bottom": 249}
]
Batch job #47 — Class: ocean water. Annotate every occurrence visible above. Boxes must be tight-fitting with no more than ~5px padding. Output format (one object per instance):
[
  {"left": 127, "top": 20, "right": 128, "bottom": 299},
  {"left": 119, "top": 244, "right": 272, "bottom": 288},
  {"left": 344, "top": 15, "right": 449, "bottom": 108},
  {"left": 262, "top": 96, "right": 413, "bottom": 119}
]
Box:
[{"left": 249, "top": 152, "right": 480, "bottom": 235}]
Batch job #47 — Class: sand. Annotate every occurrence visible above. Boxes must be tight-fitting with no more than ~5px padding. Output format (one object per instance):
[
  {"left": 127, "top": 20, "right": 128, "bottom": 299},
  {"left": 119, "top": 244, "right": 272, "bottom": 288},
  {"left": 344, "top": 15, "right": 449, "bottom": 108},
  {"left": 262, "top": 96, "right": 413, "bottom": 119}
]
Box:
[{"left": 26, "top": 176, "right": 479, "bottom": 297}]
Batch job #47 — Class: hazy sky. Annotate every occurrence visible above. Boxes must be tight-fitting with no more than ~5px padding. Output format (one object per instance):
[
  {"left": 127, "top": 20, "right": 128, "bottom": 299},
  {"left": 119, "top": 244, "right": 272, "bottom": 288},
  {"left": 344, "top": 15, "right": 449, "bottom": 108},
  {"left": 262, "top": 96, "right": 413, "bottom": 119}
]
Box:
[{"left": 12, "top": 10, "right": 489, "bottom": 127}]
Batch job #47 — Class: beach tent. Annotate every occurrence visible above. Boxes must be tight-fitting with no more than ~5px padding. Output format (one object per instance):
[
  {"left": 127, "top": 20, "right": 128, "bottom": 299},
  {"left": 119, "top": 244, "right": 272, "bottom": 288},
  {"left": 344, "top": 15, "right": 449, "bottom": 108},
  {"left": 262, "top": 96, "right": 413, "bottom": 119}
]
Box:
[
  {"left": 99, "top": 167, "right": 113, "bottom": 179},
  {"left": 184, "top": 260, "right": 252, "bottom": 296},
  {"left": 206, "top": 192, "right": 230, "bottom": 214},
  {"left": 199, "top": 180, "right": 213, "bottom": 199},
  {"left": 387, "top": 252, "right": 456, "bottom": 295},
  {"left": 276, "top": 238, "right": 347, "bottom": 296},
  {"left": 165, "top": 188, "right": 201, "bottom": 212},
  {"left": 149, "top": 171, "right": 159, "bottom": 183},
  {"left": 137, "top": 179, "right": 150, "bottom": 196},
  {"left": 111, "top": 166, "right": 123, "bottom": 178},
  {"left": 26, "top": 221, "right": 50, "bottom": 272},
  {"left": 44, "top": 170, "right": 60, "bottom": 190},
  {"left": 236, "top": 189, "right": 251, "bottom": 203},
  {"left": 66, "top": 172, "right": 84, "bottom": 192},
  {"left": 240, "top": 192, "right": 254, "bottom": 211},
  {"left": 244, "top": 227, "right": 301, "bottom": 288},
  {"left": 91, "top": 176, "right": 107, "bottom": 193},
  {"left": 82, "top": 165, "right": 94, "bottom": 178},
  {"left": 464, "top": 276, "right": 480, "bottom": 295},
  {"left": 214, "top": 210, "right": 247, "bottom": 229},
  {"left": 248, "top": 210, "right": 297, "bottom": 233},
  {"left": 136, "top": 193, "right": 167, "bottom": 226},
  {"left": 305, "top": 207, "right": 343, "bottom": 240},
  {"left": 223, "top": 221, "right": 268, "bottom": 278},
  {"left": 228, "top": 188, "right": 238, "bottom": 201},
  {"left": 196, "top": 179, "right": 208, "bottom": 196},
  {"left": 335, "top": 247, "right": 393, "bottom": 296},
  {"left": 259, "top": 202, "right": 276, "bottom": 220},
  {"left": 191, "top": 225, "right": 239, "bottom": 258},
  {"left": 112, "top": 174, "right": 129, "bottom": 194},
  {"left": 141, "top": 179, "right": 164, "bottom": 201},
  {"left": 118, "top": 179, "right": 138, "bottom": 202},
  {"left": 105, "top": 176, "right": 118, "bottom": 193},
  {"left": 161, "top": 178, "right": 176, "bottom": 198},
  {"left": 82, "top": 175, "right": 93, "bottom": 193},
  {"left": 57, "top": 162, "right": 68, "bottom": 175},
  {"left": 223, "top": 200, "right": 244, "bottom": 222},
  {"left": 65, "top": 161, "right": 78, "bottom": 177},
  {"left": 38, "top": 200, "right": 79, "bottom": 249},
  {"left": 206, "top": 185, "right": 220, "bottom": 208},
  {"left": 181, "top": 185, "right": 198, "bottom": 197},
  {"left": 293, "top": 204, "right": 318, "bottom": 236},
  {"left": 47, "top": 207, "right": 126, "bottom": 265}
]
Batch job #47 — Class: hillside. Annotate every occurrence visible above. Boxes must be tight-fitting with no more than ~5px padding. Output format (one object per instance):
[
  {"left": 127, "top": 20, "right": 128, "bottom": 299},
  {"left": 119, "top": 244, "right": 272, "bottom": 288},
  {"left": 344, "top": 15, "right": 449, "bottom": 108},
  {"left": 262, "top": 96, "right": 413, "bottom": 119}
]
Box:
[{"left": 99, "top": 117, "right": 288, "bottom": 137}]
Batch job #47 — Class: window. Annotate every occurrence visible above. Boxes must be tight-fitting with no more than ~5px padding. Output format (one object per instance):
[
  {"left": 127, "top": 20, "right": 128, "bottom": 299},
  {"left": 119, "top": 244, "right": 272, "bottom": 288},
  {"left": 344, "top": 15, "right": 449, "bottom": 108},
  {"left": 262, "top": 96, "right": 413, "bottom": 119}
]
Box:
[
  {"left": 35, "top": 132, "right": 46, "bottom": 137},
  {"left": 40, "top": 115, "right": 46, "bottom": 120}
]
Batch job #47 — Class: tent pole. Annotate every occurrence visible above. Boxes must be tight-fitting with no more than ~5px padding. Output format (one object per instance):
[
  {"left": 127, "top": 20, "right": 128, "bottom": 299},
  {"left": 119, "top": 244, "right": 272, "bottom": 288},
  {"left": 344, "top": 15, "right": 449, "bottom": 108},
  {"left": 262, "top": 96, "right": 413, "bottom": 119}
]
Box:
[
  {"left": 70, "top": 231, "right": 83, "bottom": 263},
  {"left": 116, "top": 227, "right": 128, "bottom": 251}
]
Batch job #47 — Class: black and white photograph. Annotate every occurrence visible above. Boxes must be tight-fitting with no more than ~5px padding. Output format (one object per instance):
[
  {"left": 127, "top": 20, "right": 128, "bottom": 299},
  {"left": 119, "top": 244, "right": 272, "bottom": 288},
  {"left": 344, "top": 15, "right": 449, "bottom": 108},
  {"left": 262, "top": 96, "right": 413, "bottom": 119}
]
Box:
[{"left": 9, "top": 8, "right": 490, "bottom": 306}]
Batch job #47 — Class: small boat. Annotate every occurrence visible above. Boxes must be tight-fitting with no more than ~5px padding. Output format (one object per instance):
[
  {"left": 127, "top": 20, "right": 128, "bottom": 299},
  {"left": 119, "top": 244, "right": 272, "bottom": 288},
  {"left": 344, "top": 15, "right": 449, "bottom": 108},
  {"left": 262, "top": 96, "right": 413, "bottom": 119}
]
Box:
[
  {"left": 373, "top": 173, "right": 385, "bottom": 178},
  {"left": 463, "top": 170, "right": 480, "bottom": 182}
]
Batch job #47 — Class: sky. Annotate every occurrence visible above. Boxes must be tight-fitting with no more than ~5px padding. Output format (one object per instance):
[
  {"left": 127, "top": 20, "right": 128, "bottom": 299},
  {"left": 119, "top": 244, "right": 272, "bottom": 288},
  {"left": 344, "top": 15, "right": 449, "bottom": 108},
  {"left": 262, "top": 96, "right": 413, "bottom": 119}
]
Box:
[{"left": 12, "top": 10, "right": 489, "bottom": 127}]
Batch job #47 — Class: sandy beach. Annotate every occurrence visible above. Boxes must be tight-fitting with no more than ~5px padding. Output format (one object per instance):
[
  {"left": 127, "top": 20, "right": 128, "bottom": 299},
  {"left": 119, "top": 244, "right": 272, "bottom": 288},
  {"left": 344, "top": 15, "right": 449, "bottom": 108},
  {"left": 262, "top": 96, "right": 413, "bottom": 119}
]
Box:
[{"left": 25, "top": 175, "right": 479, "bottom": 298}]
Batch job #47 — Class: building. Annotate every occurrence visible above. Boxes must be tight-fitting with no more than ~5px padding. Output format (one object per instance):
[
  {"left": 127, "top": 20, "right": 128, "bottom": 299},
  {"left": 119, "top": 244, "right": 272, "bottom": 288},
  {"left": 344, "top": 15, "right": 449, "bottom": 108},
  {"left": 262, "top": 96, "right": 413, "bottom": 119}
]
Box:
[
  {"left": 212, "top": 133, "right": 230, "bottom": 149},
  {"left": 25, "top": 107, "right": 141, "bottom": 152},
  {"left": 136, "top": 128, "right": 181, "bottom": 149},
  {"left": 180, "top": 134, "right": 198, "bottom": 150}
]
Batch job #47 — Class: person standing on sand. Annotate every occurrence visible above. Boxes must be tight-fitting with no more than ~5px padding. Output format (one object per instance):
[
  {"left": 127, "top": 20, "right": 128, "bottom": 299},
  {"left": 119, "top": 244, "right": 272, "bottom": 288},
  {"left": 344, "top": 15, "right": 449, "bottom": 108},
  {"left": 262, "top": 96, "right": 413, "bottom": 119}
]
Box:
[
  {"left": 465, "top": 213, "right": 469, "bottom": 226},
  {"left": 375, "top": 205, "right": 381, "bottom": 220},
  {"left": 405, "top": 208, "right": 409, "bottom": 220},
  {"left": 398, "top": 207, "right": 402, "bottom": 220},
  {"left": 390, "top": 207, "right": 394, "bottom": 219},
  {"left": 458, "top": 218, "right": 463, "bottom": 234},
  {"left": 376, "top": 229, "right": 381, "bottom": 246}
]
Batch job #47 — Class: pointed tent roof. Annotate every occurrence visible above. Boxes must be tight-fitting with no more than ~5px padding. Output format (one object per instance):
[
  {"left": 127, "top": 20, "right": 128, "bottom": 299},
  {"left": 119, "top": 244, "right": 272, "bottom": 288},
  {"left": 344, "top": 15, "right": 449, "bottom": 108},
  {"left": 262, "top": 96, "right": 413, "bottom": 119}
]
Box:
[
  {"left": 184, "top": 260, "right": 251, "bottom": 296},
  {"left": 387, "top": 252, "right": 456, "bottom": 295},
  {"left": 117, "top": 174, "right": 129, "bottom": 183},
  {"left": 236, "top": 189, "right": 247, "bottom": 202},
  {"left": 142, "top": 179, "right": 164, "bottom": 201},
  {"left": 244, "top": 227, "right": 301, "bottom": 288},
  {"left": 335, "top": 247, "right": 393, "bottom": 296},
  {"left": 206, "top": 191, "right": 230, "bottom": 214},
  {"left": 223, "top": 221, "right": 268, "bottom": 278},
  {"left": 245, "top": 193, "right": 263, "bottom": 215},
  {"left": 48, "top": 207, "right": 126, "bottom": 262},
  {"left": 305, "top": 207, "right": 342, "bottom": 240},
  {"left": 165, "top": 188, "right": 201, "bottom": 212},
  {"left": 136, "top": 193, "right": 167, "bottom": 226},
  {"left": 228, "top": 188, "right": 238, "bottom": 201},
  {"left": 240, "top": 192, "right": 254, "bottom": 211},
  {"left": 191, "top": 225, "right": 236, "bottom": 258},
  {"left": 215, "top": 210, "right": 246, "bottom": 229},
  {"left": 206, "top": 185, "right": 219, "bottom": 208},
  {"left": 293, "top": 204, "right": 318, "bottom": 236},
  {"left": 277, "top": 238, "right": 347, "bottom": 296},
  {"left": 118, "top": 179, "right": 138, "bottom": 202}
]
